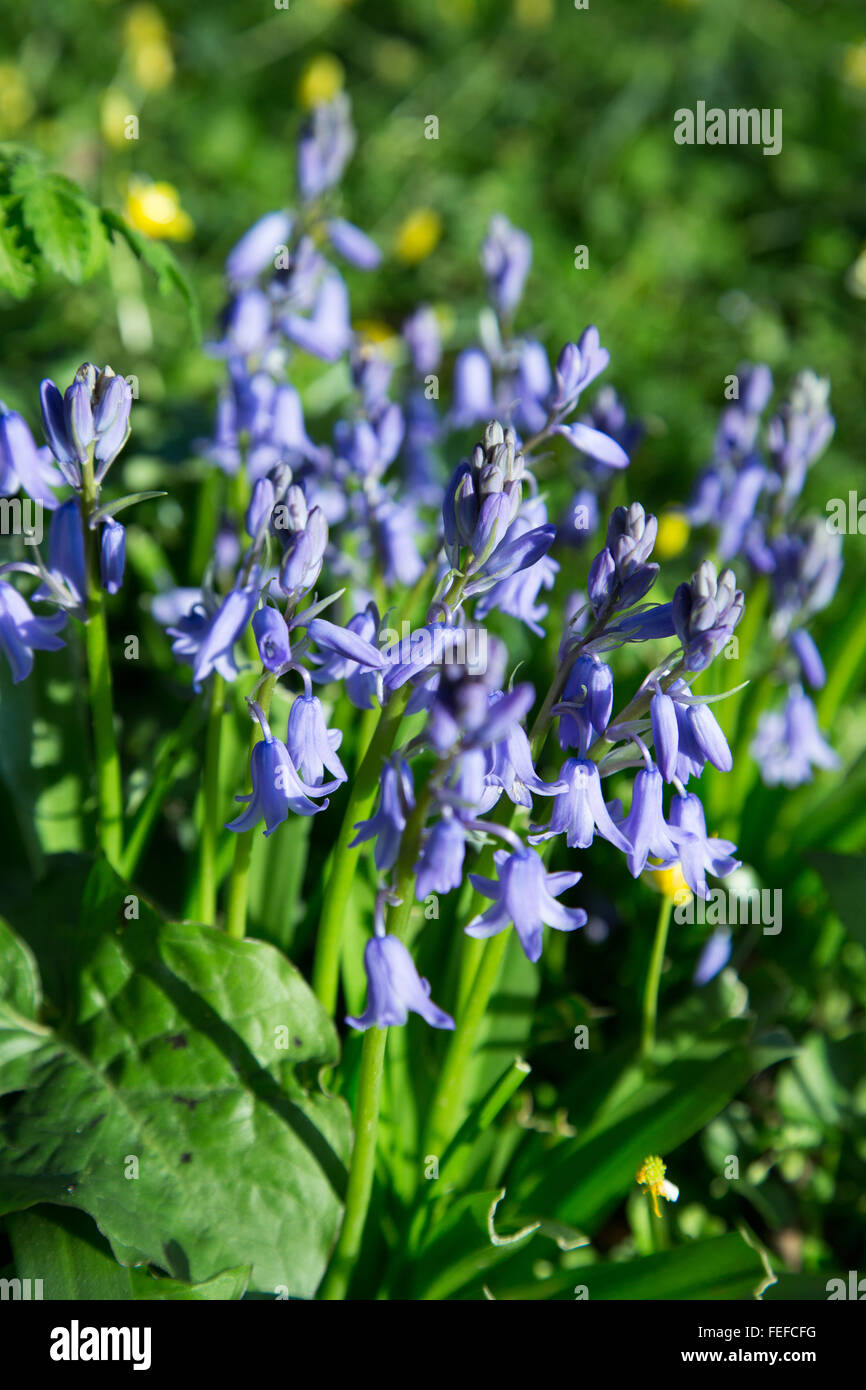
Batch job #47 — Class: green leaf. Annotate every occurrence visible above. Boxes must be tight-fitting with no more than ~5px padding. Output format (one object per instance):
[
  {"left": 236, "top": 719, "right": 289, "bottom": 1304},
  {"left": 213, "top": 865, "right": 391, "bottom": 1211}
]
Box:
[
  {"left": 0, "top": 862, "right": 350, "bottom": 1297},
  {"left": 0, "top": 202, "right": 35, "bottom": 298},
  {"left": 6, "top": 1205, "right": 250, "bottom": 1300},
  {"left": 491, "top": 1230, "right": 775, "bottom": 1301},
  {"left": 11, "top": 164, "right": 106, "bottom": 284},
  {"left": 102, "top": 210, "right": 199, "bottom": 336},
  {"left": 508, "top": 1020, "right": 795, "bottom": 1231}
]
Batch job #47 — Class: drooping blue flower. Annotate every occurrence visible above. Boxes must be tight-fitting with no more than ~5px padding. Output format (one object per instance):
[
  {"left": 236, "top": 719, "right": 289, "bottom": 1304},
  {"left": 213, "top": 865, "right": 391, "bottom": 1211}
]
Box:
[
  {"left": 529, "top": 758, "right": 630, "bottom": 852},
  {"left": 619, "top": 767, "right": 681, "bottom": 878},
  {"left": 451, "top": 349, "right": 496, "bottom": 428},
  {"left": 226, "top": 702, "right": 337, "bottom": 836},
  {"left": 668, "top": 792, "right": 739, "bottom": 899},
  {"left": 166, "top": 576, "right": 259, "bottom": 690},
  {"left": 99, "top": 518, "right": 126, "bottom": 595},
  {"left": 350, "top": 758, "right": 415, "bottom": 871},
  {"left": 414, "top": 810, "right": 466, "bottom": 900},
  {"left": 0, "top": 580, "right": 66, "bottom": 683},
  {"left": 403, "top": 305, "right": 441, "bottom": 375},
  {"left": 346, "top": 934, "right": 454, "bottom": 1031},
  {"left": 326, "top": 217, "right": 381, "bottom": 270},
  {"left": 751, "top": 688, "right": 839, "bottom": 787},
  {"left": 287, "top": 693, "right": 347, "bottom": 786},
  {"left": 484, "top": 704, "right": 565, "bottom": 809},
  {"left": 226, "top": 210, "right": 292, "bottom": 284},
  {"left": 282, "top": 275, "right": 352, "bottom": 361},
  {"left": 0, "top": 408, "right": 62, "bottom": 508},
  {"left": 481, "top": 213, "right": 532, "bottom": 316},
  {"left": 466, "top": 846, "right": 586, "bottom": 963},
  {"left": 790, "top": 628, "right": 825, "bottom": 690},
  {"left": 371, "top": 494, "right": 425, "bottom": 587}
]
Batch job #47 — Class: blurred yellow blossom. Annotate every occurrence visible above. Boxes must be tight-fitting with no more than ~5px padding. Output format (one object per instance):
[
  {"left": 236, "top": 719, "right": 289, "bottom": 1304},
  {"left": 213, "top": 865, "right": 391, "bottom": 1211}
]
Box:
[
  {"left": 125, "top": 179, "right": 193, "bottom": 241},
  {"left": 654, "top": 508, "right": 690, "bottom": 560},
  {"left": 394, "top": 209, "right": 442, "bottom": 265},
  {"left": 297, "top": 55, "right": 345, "bottom": 110},
  {"left": 0, "top": 64, "right": 35, "bottom": 133},
  {"left": 101, "top": 89, "right": 138, "bottom": 149},
  {"left": 646, "top": 861, "right": 691, "bottom": 902},
  {"left": 124, "top": 5, "right": 174, "bottom": 92}
]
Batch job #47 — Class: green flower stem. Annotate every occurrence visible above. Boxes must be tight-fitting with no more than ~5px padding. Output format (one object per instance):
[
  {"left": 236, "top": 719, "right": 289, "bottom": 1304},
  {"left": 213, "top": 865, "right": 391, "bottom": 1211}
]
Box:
[
  {"left": 80, "top": 450, "right": 123, "bottom": 870},
  {"left": 320, "top": 786, "right": 431, "bottom": 1300},
  {"left": 197, "top": 673, "right": 226, "bottom": 926},
  {"left": 640, "top": 892, "right": 674, "bottom": 1065},
  {"left": 423, "top": 928, "right": 511, "bottom": 1161},
  {"left": 225, "top": 671, "right": 276, "bottom": 940},
  {"left": 319, "top": 1023, "right": 388, "bottom": 1301},
  {"left": 312, "top": 684, "right": 411, "bottom": 1014}
]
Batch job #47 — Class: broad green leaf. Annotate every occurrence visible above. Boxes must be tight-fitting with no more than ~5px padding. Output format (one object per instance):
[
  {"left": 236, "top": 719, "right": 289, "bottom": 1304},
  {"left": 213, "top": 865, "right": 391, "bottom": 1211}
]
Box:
[
  {"left": 11, "top": 165, "right": 106, "bottom": 284},
  {"left": 0, "top": 862, "right": 350, "bottom": 1297},
  {"left": 6, "top": 1205, "right": 249, "bottom": 1300}
]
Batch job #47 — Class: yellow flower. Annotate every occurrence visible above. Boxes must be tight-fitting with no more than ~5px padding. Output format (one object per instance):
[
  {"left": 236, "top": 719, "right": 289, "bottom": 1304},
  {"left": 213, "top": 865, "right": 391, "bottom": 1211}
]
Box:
[
  {"left": 125, "top": 180, "right": 193, "bottom": 241},
  {"left": 654, "top": 508, "right": 690, "bottom": 560},
  {"left": 0, "top": 64, "right": 35, "bottom": 132},
  {"left": 636, "top": 1154, "right": 679, "bottom": 1218},
  {"left": 646, "top": 861, "right": 692, "bottom": 903},
  {"left": 355, "top": 320, "right": 398, "bottom": 349},
  {"left": 842, "top": 42, "right": 866, "bottom": 91},
  {"left": 394, "top": 209, "right": 442, "bottom": 265},
  {"left": 125, "top": 6, "right": 174, "bottom": 92},
  {"left": 297, "top": 54, "right": 345, "bottom": 110},
  {"left": 101, "top": 89, "right": 138, "bottom": 149}
]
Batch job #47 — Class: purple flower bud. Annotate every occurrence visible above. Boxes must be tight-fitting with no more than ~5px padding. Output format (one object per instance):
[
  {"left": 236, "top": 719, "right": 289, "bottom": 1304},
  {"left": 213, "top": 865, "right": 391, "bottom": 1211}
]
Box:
[
  {"left": 252, "top": 607, "right": 291, "bottom": 672},
  {"left": 650, "top": 689, "right": 679, "bottom": 782},
  {"left": 99, "top": 518, "right": 126, "bottom": 595},
  {"left": 693, "top": 929, "right": 733, "bottom": 986},
  {"left": 63, "top": 380, "right": 94, "bottom": 465},
  {"left": 790, "top": 628, "right": 825, "bottom": 690},
  {"left": 452, "top": 349, "right": 496, "bottom": 428},
  {"left": 481, "top": 214, "right": 532, "bottom": 315}
]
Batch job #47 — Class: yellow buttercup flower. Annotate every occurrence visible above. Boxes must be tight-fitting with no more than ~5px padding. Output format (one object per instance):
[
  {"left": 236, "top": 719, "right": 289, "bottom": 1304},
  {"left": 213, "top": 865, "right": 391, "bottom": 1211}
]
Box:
[
  {"left": 125, "top": 179, "right": 193, "bottom": 241},
  {"left": 636, "top": 1155, "right": 679, "bottom": 1218},
  {"left": 297, "top": 54, "right": 345, "bottom": 110},
  {"left": 394, "top": 209, "right": 442, "bottom": 265},
  {"left": 355, "top": 320, "right": 398, "bottom": 349},
  {"left": 125, "top": 5, "right": 174, "bottom": 92},
  {"left": 655, "top": 508, "right": 690, "bottom": 560},
  {"left": 646, "top": 861, "right": 692, "bottom": 902}
]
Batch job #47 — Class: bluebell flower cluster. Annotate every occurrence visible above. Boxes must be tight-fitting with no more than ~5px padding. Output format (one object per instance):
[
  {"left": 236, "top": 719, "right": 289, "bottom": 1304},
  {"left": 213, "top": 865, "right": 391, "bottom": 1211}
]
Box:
[
  {"left": 0, "top": 363, "right": 134, "bottom": 682},
  {"left": 684, "top": 365, "right": 841, "bottom": 786}
]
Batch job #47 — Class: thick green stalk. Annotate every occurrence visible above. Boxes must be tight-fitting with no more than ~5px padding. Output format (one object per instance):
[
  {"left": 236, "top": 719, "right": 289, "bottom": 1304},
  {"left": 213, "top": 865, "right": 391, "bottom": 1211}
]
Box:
[
  {"left": 319, "top": 786, "right": 430, "bottom": 1300},
  {"left": 225, "top": 672, "right": 276, "bottom": 940},
  {"left": 640, "top": 893, "right": 674, "bottom": 1065},
  {"left": 80, "top": 451, "right": 123, "bottom": 870},
  {"left": 312, "top": 685, "right": 411, "bottom": 1013},
  {"left": 197, "top": 673, "right": 226, "bottom": 926}
]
